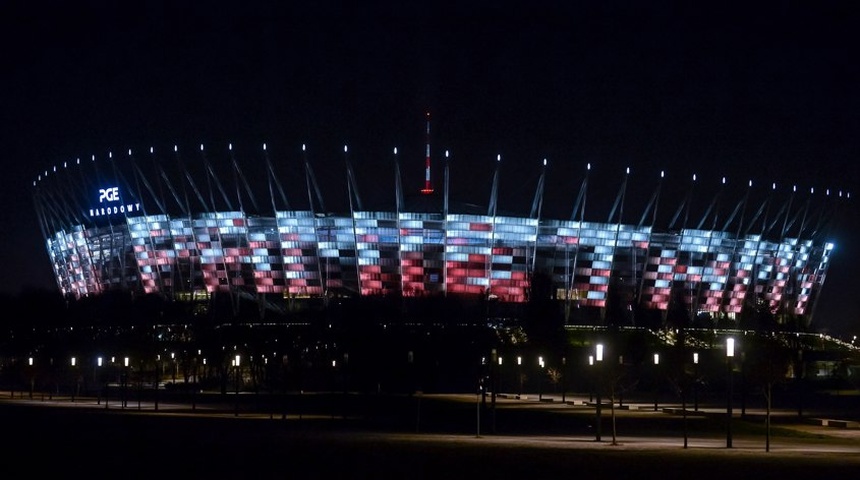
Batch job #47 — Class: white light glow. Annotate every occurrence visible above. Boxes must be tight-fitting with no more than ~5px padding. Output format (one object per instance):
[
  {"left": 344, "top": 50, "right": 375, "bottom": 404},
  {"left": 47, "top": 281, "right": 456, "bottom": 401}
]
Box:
[{"left": 726, "top": 337, "right": 735, "bottom": 357}]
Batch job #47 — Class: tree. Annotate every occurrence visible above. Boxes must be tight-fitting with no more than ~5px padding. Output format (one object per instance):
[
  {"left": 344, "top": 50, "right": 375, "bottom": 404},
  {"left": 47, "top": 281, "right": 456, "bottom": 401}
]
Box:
[{"left": 742, "top": 333, "right": 794, "bottom": 452}]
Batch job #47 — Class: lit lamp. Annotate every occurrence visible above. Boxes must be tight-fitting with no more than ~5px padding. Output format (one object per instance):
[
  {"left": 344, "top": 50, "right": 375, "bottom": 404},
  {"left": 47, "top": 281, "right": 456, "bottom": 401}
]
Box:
[
  {"left": 517, "top": 356, "right": 523, "bottom": 398},
  {"left": 497, "top": 356, "right": 503, "bottom": 395},
  {"left": 726, "top": 337, "right": 735, "bottom": 448},
  {"left": 96, "top": 356, "right": 103, "bottom": 405},
  {"left": 70, "top": 357, "right": 77, "bottom": 403},
  {"left": 653, "top": 353, "right": 660, "bottom": 411},
  {"left": 538, "top": 356, "right": 545, "bottom": 401},
  {"left": 595, "top": 343, "right": 604, "bottom": 442},
  {"left": 693, "top": 352, "right": 699, "bottom": 411},
  {"left": 234, "top": 354, "right": 241, "bottom": 417},
  {"left": 28, "top": 357, "right": 34, "bottom": 400},
  {"left": 123, "top": 356, "right": 130, "bottom": 409}
]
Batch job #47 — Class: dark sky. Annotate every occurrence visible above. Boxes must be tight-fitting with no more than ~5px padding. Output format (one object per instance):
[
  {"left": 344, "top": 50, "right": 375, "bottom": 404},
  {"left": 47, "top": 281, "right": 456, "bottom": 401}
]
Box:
[{"left": 1, "top": 2, "right": 858, "bottom": 334}]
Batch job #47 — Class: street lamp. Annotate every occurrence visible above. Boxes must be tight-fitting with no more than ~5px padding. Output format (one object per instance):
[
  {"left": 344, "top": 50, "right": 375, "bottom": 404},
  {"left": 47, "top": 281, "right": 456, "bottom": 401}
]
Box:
[
  {"left": 653, "top": 353, "right": 660, "bottom": 411},
  {"left": 70, "top": 357, "right": 77, "bottom": 403},
  {"left": 517, "top": 356, "right": 523, "bottom": 398},
  {"left": 726, "top": 337, "right": 735, "bottom": 448},
  {"left": 95, "top": 357, "right": 103, "bottom": 405},
  {"left": 595, "top": 343, "right": 604, "bottom": 442},
  {"left": 693, "top": 352, "right": 699, "bottom": 411},
  {"left": 28, "top": 357, "right": 34, "bottom": 400},
  {"left": 123, "top": 356, "right": 130, "bottom": 409},
  {"left": 234, "top": 354, "right": 241, "bottom": 417},
  {"left": 538, "top": 356, "right": 545, "bottom": 401},
  {"left": 588, "top": 355, "right": 594, "bottom": 403}
]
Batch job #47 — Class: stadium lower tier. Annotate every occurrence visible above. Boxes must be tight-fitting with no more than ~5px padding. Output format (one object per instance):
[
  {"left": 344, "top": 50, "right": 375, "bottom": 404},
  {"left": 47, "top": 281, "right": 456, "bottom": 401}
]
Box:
[{"left": 45, "top": 210, "right": 832, "bottom": 316}]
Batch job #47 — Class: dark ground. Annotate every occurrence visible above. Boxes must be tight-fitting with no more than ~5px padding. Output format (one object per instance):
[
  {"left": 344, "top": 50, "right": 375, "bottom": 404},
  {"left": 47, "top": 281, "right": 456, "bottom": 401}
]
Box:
[{"left": 3, "top": 392, "right": 860, "bottom": 479}]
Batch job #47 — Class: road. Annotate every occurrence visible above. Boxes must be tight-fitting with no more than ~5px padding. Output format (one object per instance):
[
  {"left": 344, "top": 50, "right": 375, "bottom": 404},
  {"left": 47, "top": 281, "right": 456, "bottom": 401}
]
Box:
[{"left": 3, "top": 390, "right": 860, "bottom": 478}]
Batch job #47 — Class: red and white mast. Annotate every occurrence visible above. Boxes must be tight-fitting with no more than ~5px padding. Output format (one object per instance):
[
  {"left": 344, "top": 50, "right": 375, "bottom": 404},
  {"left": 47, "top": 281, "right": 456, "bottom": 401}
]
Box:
[{"left": 420, "top": 111, "right": 434, "bottom": 195}]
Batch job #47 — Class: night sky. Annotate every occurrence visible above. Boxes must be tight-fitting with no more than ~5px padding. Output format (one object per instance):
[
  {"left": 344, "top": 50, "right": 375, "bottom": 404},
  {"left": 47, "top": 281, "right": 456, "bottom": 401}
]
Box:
[{"left": 1, "top": 2, "right": 858, "bottom": 334}]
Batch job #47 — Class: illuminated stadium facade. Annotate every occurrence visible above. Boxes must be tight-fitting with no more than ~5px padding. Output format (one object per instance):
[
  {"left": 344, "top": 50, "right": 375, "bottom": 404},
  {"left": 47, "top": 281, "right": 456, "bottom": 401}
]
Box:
[{"left": 33, "top": 137, "right": 844, "bottom": 326}]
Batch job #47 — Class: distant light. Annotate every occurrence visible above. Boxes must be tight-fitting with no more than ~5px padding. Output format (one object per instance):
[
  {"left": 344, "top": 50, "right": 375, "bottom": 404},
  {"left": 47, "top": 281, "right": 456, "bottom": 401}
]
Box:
[
  {"left": 626, "top": 167, "right": 630, "bottom": 175},
  {"left": 128, "top": 149, "right": 132, "bottom": 155},
  {"left": 827, "top": 188, "right": 830, "bottom": 196},
  {"left": 77, "top": 158, "right": 80, "bottom": 165},
  {"left": 772, "top": 182, "right": 776, "bottom": 190},
  {"left": 70, "top": 357, "right": 76, "bottom": 366},
  {"left": 235, "top": 354, "right": 241, "bottom": 367},
  {"left": 726, "top": 338, "right": 735, "bottom": 357},
  {"left": 653, "top": 353, "right": 660, "bottom": 365},
  {"left": 660, "top": 170, "right": 664, "bottom": 178},
  {"left": 200, "top": 143, "right": 204, "bottom": 151},
  {"left": 810, "top": 187, "right": 814, "bottom": 194},
  {"left": 393, "top": 147, "right": 397, "bottom": 154},
  {"left": 263, "top": 143, "right": 267, "bottom": 151},
  {"left": 722, "top": 176, "right": 726, "bottom": 184},
  {"left": 63, "top": 161, "right": 66, "bottom": 168},
  {"left": 825, "top": 242, "right": 834, "bottom": 250},
  {"left": 543, "top": 158, "right": 547, "bottom": 166},
  {"left": 53, "top": 165, "right": 56, "bottom": 172},
  {"left": 587, "top": 163, "right": 591, "bottom": 171},
  {"left": 344, "top": 145, "right": 348, "bottom": 153},
  {"left": 445, "top": 150, "right": 449, "bottom": 158},
  {"left": 150, "top": 146, "right": 154, "bottom": 154},
  {"left": 596, "top": 343, "right": 604, "bottom": 362},
  {"left": 124, "top": 356, "right": 129, "bottom": 367},
  {"left": 748, "top": 180, "right": 752, "bottom": 187},
  {"left": 589, "top": 355, "right": 594, "bottom": 366},
  {"left": 793, "top": 185, "right": 797, "bottom": 192},
  {"left": 692, "top": 173, "right": 696, "bottom": 182},
  {"left": 302, "top": 144, "right": 306, "bottom": 151},
  {"left": 693, "top": 352, "right": 699, "bottom": 364},
  {"left": 229, "top": 143, "right": 232, "bottom": 151},
  {"left": 91, "top": 155, "right": 95, "bottom": 161},
  {"left": 497, "top": 154, "right": 501, "bottom": 162},
  {"left": 108, "top": 151, "right": 112, "bottom": 159},
  {"left": 174, "top": 145, "right": 178, "bottom": 152}
]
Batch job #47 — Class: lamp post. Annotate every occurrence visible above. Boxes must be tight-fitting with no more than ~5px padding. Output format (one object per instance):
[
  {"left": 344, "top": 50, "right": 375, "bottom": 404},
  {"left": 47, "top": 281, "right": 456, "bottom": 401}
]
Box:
[
  {"left": 234, "top": 354, "right": 241, "bottom": 417},
  {"left": 123, "top": 356, "right": 129, "bottom": 409},
  {"left": 28, "top": 357, "right": 34, "bottom": 400},
  {"left": 517, "top": 356, "right": 523, "bottom": 398},
  {"left": 538, "top": 356, "right": 545, "bottom": 401},
  {"left": 561, "top": 357, "right": 567, "bottom": 403},
  {"left": 693, "top": 352, "right": 699, "bottom": 411},
  {"left": 95, "top": 357, "right": 102, "bottom": 405},
  {"left": 70, "top": 357, "right": 76, "bottom": 403},
  {"left": 154, "top": 354, "right": 161, "bottom": 412},
  {"left": 595, "top": 343, "right": 604, "bottom": 442},
  {"left": 726, "top": 337, "right": 735, "bottom": 448},
  {"left": 588, "top": 355, "right": 594, "bottom": 403},
  {"left": 653, "top": 353, "right": 660, "bottom": 411}
]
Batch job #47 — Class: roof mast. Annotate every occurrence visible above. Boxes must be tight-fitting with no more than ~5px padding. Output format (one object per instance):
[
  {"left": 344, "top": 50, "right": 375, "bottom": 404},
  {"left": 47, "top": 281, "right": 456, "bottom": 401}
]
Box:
[{"left": 420, "top": 111, "right": 434, "bottom": 195}]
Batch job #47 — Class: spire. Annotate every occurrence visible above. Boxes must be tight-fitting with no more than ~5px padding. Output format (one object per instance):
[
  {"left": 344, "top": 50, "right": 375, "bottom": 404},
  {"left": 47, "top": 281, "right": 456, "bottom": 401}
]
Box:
[{"left": 420, "top": 111, "right": 434, "bottom": 195}]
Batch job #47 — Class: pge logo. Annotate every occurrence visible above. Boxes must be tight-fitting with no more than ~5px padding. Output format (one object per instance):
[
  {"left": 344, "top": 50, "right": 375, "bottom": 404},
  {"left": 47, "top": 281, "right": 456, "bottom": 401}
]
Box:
[{"left": 98, "top": 187, "right": 120, "bottom": 203}]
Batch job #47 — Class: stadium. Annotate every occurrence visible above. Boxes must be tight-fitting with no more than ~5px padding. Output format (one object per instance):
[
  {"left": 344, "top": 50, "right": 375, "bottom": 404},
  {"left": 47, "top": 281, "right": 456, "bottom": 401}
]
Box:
[{"left": 32, "top": 125, "right": 845, "bottom": 329}]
